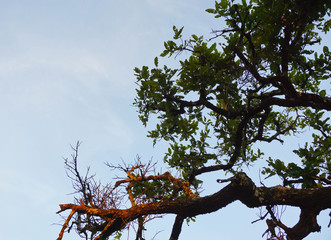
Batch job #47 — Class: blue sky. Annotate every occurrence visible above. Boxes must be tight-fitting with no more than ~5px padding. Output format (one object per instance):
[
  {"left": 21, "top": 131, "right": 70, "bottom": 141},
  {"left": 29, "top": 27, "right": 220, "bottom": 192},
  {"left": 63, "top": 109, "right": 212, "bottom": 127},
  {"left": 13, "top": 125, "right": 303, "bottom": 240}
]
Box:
[{"left": 0, "top": 1, "right": 330, "bottom": 240}]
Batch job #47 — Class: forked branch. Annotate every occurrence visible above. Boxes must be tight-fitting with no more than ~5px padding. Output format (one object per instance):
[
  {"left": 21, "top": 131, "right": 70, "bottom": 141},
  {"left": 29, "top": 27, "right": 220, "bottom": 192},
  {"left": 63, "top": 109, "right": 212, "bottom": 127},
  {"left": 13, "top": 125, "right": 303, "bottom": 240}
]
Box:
[{"left": 57, "top": 172, "right": 331, "bottom": 240}]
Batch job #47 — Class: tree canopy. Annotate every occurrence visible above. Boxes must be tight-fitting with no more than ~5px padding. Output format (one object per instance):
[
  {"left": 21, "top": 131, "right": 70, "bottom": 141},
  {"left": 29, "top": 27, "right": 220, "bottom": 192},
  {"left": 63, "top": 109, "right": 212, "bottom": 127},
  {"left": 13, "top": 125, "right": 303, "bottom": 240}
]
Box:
[{"left": 57, "top": 0, "right": 331, "bottom": 240}]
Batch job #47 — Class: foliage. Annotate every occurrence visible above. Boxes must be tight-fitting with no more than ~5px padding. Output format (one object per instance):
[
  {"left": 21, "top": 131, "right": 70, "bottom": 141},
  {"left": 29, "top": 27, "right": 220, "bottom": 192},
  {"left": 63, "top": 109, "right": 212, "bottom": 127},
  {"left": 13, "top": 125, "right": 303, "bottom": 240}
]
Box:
[
  {"left": 134, "top": 0, "right": 331, "bottom": 188},
  {"left": 58, "top": 1, "right": 331, "bottom": 240}
]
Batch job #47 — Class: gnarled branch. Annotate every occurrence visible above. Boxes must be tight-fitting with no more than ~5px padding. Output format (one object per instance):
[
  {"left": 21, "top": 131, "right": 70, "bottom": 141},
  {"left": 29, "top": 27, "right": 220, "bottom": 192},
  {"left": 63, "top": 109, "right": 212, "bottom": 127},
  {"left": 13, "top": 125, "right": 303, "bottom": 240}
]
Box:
[{"left": 57, "top": 172, "right": 331, "bottom": 240}]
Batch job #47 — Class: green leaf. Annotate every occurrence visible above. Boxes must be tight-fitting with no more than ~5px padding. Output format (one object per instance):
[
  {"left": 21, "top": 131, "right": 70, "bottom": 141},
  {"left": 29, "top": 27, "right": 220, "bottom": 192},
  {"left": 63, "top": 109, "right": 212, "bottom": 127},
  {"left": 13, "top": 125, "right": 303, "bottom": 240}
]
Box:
[
  {"left": 323, "top": 46, "right": 329, "bottom": 53},
  {"left": 320, "top": 89, "right": 326, "bottom": 97},
  {"left": 220, "top": 0, "right": 228, "bottom": 9},
  {"left": 192, "top": 34, "right": 199, "bottom": 41},
  {"left": 160, "top": 49, "right": 169, "bottom": 57},
  {"left": 173, "top": 26, "right": 184, "bottom": 39},
  {"left": 134, "top": 0, "right": 331, "bottom": 195},
  {"left": 154, "top": 57, "right": 159, "bottom": 67},
  {"left": 205, "top": 8, "right": 215, "bottom": 14}
]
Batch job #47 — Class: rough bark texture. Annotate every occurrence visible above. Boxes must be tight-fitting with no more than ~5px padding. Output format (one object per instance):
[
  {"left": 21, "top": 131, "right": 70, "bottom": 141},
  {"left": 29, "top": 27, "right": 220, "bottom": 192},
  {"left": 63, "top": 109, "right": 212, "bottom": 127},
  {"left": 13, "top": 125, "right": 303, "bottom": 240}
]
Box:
[{"left": 57, "top": 173, "right": 331, "bottom": 240}]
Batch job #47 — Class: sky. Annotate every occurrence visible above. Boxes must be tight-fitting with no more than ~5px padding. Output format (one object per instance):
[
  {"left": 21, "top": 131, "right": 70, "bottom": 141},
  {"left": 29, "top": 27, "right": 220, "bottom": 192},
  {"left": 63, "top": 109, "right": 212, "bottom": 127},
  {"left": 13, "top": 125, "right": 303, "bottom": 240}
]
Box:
[{"left": 0, "top": 1, "right": 330, "bottom": 240}]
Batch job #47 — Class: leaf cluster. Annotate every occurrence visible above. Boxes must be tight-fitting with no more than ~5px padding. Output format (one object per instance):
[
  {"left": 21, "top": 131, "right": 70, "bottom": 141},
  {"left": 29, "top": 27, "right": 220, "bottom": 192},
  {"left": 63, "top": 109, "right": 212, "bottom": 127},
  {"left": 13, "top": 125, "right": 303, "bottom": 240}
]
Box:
[{"left": 134, "top": 0, "right": 331, "bottom": 189}]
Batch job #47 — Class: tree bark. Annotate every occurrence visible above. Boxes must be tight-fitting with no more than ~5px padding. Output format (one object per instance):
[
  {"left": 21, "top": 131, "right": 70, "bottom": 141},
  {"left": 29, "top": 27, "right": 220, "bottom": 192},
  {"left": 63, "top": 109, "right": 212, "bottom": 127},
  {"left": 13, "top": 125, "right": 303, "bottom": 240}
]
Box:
[
  {"left": 169, "top": 215, "right": 184, "bottom": 240},
  {"left": 57, "top": 173, "right": 331, "bottom": 240}
]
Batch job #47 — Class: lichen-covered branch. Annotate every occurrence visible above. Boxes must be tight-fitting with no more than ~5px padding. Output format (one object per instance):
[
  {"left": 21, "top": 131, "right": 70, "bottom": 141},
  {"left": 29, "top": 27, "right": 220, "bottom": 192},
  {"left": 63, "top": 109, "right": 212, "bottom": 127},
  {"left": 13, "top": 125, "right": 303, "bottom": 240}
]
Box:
[
  {"left": 58, "top": 1, "right": 331, "bottom": 239},
  {"left": 57, "top": 172, "right": 331, "bottom": 240}
]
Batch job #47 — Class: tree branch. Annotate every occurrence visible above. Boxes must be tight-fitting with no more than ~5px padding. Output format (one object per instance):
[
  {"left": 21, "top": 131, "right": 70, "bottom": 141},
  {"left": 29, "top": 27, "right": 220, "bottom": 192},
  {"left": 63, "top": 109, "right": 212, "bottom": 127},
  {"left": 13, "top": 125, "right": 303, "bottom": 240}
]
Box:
[
  {"left": 57, "top": 173, "right": 331, "bottom": 240},
  {"left": 268, "top": 95, "right": 331, "bottom": 111},
  {"left": 285, "top": 208, "right": 321, "bottom": 240},
  {"left": 169, "top": 215, "right": 185, "bottom": 240}
]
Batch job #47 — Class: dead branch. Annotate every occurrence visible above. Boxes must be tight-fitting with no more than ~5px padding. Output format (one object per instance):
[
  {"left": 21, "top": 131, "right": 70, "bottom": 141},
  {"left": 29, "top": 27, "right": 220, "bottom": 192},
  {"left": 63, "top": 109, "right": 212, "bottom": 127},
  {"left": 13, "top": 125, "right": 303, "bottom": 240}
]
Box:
[{"left": 57, "top": 172, "right": 331, "bottom": 240}]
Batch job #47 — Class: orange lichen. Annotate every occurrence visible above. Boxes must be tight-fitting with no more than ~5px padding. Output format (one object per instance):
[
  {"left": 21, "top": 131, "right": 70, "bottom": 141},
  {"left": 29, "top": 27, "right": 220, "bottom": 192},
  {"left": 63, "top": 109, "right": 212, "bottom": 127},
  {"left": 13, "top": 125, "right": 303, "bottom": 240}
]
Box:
[{"left": 56, "top": 210, "right": 76, "bottom": 240}]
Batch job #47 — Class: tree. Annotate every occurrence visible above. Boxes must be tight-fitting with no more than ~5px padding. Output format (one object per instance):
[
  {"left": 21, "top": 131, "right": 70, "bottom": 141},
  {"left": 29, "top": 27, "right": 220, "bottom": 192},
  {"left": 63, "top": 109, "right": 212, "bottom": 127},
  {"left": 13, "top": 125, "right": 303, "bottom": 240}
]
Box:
[{"left": 56, "top": 0, "right": 331, "bottom": 240}]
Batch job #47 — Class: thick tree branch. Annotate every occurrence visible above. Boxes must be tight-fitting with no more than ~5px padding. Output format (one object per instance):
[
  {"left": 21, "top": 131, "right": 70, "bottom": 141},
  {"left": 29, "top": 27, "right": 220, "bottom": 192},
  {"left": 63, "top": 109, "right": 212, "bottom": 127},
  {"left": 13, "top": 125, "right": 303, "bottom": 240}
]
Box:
[
  {"left": 233, "top": 46, "right": 263, "bottom": 82},
  {"left": 57, "top": 173, "right": 331, "bottom": 240},
  {"left": 268, "top": 95, "right": 331, "bottom": 111},
  {"left": 169, "top": 215, "right": 185, "bottom": 240},
  {"left": 285, "top": 208, "right": 321, "bottom": 240}
]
